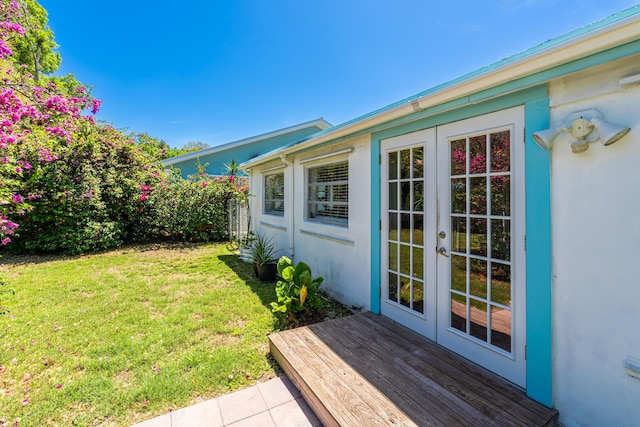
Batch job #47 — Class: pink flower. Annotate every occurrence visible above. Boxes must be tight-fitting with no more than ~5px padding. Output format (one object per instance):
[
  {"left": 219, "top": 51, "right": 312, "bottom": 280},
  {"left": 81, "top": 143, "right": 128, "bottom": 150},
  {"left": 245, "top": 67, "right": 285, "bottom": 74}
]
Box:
[
  {"left": 139, "top": 193, "right": 147, "bottom": 201},
  {"left": 11, "top": 193, "right": 22, "bottom": 203},
  {"left": 55, "top": 384, "right": 62, "bottom": 389},
  {"left": 201, "top": 181, "right": 208, "bottom": 188},
  {"left": 91, "top": 99, "right": 102, "bottom": 114}
]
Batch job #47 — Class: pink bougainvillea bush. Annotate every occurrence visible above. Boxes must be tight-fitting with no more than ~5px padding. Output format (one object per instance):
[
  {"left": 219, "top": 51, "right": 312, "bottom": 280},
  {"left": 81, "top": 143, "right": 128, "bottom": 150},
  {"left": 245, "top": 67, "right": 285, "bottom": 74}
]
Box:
[{"left": 0, "top": 0, "right": 247, "bottom": 254}]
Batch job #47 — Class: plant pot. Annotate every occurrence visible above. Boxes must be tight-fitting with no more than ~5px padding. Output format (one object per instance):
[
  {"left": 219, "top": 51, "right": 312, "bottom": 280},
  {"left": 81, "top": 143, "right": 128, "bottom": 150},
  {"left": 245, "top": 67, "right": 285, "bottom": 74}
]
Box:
[{"left": 255, "top": 263, "right": 277, "bottom": 283}]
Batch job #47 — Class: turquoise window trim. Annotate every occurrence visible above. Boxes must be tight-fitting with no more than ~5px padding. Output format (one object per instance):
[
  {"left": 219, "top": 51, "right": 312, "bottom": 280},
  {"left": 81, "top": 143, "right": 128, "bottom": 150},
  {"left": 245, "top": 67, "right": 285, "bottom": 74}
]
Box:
[
  {"left": 369, "top": 90, "right": 553, "bottom": 407},
  {"left": 524, "top": 97, "right": 552, "bottom": 407}
]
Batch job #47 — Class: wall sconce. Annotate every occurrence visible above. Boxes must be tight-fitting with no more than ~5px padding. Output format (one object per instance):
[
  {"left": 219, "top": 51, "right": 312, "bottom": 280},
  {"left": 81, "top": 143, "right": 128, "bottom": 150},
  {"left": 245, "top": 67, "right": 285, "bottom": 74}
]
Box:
[{"left": 532, "top": 109, "right": 630, "bottom": 154}]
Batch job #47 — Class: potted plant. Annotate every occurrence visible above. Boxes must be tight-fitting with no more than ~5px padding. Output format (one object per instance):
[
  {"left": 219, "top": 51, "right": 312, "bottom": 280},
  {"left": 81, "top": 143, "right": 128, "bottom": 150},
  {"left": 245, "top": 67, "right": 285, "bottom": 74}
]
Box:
[{"left": 250, "top": 233, "right": 278, "bottom": 282}]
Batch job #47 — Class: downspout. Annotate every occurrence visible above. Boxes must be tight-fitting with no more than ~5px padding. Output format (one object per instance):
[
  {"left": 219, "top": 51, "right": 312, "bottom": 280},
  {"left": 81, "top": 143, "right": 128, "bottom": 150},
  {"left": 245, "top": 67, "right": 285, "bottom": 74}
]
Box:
[{"left": 280, "top": 154, "right": 295, "bottom": 260}]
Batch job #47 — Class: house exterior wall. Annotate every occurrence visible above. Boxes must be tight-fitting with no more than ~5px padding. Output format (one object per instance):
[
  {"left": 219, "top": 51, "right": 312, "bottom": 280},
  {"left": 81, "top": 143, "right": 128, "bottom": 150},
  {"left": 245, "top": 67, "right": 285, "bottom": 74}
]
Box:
[
  {"left": 250, "top": 135, "right": 372, "bottom": 311},
  {"left": 547, "top": 54, "right": 640, "bottom": 427},
  {"left": 244, "top": 30, "right": 640, "bottom": 426}
]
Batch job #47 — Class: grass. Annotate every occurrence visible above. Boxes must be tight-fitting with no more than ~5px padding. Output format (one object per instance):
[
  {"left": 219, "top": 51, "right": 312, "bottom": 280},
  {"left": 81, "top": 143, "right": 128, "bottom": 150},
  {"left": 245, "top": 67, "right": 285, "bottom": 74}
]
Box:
[{"left": 0, "top": 242, "right": 351, "bottom": 427}]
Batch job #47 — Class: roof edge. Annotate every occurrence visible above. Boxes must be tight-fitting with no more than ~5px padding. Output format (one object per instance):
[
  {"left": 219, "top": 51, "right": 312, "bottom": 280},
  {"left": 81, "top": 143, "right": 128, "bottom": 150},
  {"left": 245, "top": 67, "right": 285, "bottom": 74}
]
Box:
[
  {"left": 241, "top": 5, "right": 640, "bottom": 170},
  {"left": 162, "top": 118, "right": 332, "bottom": 166}
]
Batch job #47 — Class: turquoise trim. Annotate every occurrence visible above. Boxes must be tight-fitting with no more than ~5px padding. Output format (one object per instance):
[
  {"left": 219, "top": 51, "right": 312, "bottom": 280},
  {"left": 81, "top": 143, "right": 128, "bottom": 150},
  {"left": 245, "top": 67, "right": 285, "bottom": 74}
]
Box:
[
  {"left": 370, "top": 138, "right": 381, "bottom": 314},
  {"left": 370, "top": 89, "right": 553, "bottom": 407},
  {"left": 524, "top": 97, "right": 553, "bottom": 407}
]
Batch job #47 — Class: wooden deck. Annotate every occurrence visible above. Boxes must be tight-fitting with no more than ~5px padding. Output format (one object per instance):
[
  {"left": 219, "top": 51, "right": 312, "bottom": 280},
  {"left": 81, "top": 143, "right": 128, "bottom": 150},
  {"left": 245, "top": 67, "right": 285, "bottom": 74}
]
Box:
[{"left": 269, "top": 312, "right": 558, "bottom": 427}]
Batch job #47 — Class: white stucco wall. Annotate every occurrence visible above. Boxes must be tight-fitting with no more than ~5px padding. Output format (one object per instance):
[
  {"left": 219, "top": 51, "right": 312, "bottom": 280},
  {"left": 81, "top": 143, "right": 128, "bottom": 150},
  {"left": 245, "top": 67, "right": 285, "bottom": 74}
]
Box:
[
  {"left": 548, "top": 54, "right": 640, "bottom": 427},
  {"left": 249, "top": 135, "right": 372, "bottom": 311}
]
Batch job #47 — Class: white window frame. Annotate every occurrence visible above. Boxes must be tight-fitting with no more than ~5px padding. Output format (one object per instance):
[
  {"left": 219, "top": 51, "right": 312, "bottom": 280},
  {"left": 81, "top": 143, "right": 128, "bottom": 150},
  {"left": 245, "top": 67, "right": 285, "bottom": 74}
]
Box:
[
  {"left": 306, "top": 160, "right": 349, "bottom": 227},
  {"left": 263, "top": 171, "right": 285, "bottom": 216}
]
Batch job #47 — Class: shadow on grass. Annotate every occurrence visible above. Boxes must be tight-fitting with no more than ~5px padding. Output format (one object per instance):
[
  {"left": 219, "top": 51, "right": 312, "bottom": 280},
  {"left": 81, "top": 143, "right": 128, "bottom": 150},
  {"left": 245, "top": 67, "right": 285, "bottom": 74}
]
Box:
[
  {"left": 217, "top": 253, "right": 288, "bottom": 375},
  {"left": 217, "top": 253, "right": 278, "bottom": 311}
]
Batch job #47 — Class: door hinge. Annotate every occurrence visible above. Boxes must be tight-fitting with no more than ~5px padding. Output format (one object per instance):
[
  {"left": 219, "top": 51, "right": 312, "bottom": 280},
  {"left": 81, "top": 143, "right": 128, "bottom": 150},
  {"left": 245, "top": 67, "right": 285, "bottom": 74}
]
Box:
[
  {"left": 379, "top": 287, "right": 382, "bottom": 297},
  {"left": 379, "top": 220, "right": 382, "bottom": 230},
  {"left": 379, "top": 154, "right": 382, "bottom": 164},
  {"left": 524, "top": 345, "right": 527, "bottom": 360},
  {"left": 524, "top": 127, "right": 526, "bottom": 143},
  {"left": 524, "top": 235, "right": 526, "bottom": 252}
]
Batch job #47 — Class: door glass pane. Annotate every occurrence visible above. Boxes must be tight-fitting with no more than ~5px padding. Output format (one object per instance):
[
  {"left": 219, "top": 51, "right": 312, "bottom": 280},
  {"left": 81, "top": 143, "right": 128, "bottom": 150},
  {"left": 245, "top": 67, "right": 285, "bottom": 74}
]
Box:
[
  {"left": 388, "top": 272, "right": 398, "bottom": 302},
  {"left": 413, "top": 280, "right": 424, "bottom": 314},
  {"left": 469, "top": 259, "right": 487, "bottom": 299},
  {"left": 451, "top": 255, "right": 466, "bottom": 292},
  {"left": 400, "top": 214, "right": 411, "bottom": 243},
  {"left": 491, "top": 219, "right": 510, "bottom": 261},
  {"left": 470, "top": 177, "right": 487, "bottom": 215},
  {"left": 413, "top": 214, "right": 424, "bottom": 245},
  {"left": 389, "top": 151, "right": 398, "bottom": 179},
  {"left": 451, "top": 178, "right": 466, "bottom": 213},
  {"left": 389, "top": 182, "right": 398, "bottom": 210},
  {"left": 400, "top": 244, "right": 410, "bottom": 276},
  {"left": 470, "top": 217, "right": 487, "bottom": 257},
  {"left": 490, "top": 131, "right": 510, "bottom": 172},
  {"left": 451, "top": 138, "right": 466, "bottom": 175},
  {"left": 388, "top": 242, "right": 398, "bottom": 272},
  {"left": 401, "top": 182, "right": 411, "bottom": 211},
  {"left": 413, "top": 247, "right": 423, "bottom": 279},
  {"left": 388, "top": 213, "right": 398, "bottom": 241},
  {"left": 490, "top": 305, "right": 511, "bottom": 351},
  {"left": 413, "top": 147, "right": 424, "bottom": 178},
  {"left": 469, "top": 135, "right": 487, "bottom": 174},
  {"left": 451, "top": 293, "right": 467, "bottom": 333},
  {"left": 451, "top": 217, "right": 466, "bottom": 253},
  {"left": 491, "top": 263, "right": 511, "bottom": 306},
  {"left": 491, "top": 176, "right": 510, "bottom": 216},
  {"left": 400, "top": 276, "right": 411, "bottom": 307},
  {"left": 400, "top": 149, "right": 411, "bottom": 179},
  {"left": 413, "top": 181, "right": 424, "bottom": 211},
  {"left": 469, "top": 300, "right": 488, "bottom": 342}
]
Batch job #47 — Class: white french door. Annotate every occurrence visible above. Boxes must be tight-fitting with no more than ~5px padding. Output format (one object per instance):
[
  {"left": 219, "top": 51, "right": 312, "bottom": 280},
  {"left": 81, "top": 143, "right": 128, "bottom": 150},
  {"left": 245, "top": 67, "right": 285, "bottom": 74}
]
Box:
[{"left": 380, "top": 107, "right": 526, "bottom": 387}]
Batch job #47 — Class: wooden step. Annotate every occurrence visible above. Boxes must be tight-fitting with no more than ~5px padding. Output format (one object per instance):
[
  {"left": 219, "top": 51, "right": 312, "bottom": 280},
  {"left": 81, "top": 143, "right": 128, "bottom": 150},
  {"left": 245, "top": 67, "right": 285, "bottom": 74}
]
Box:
[{"left": 269, "top": 312, "right": 558, "bottom": 427}]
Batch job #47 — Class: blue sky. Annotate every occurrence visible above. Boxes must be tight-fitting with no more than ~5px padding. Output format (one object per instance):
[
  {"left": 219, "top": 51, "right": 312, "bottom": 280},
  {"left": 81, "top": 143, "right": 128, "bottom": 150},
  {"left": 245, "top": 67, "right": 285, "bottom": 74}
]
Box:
[{"left": 39, "top": 0, "right": 638, "bottom": 148}]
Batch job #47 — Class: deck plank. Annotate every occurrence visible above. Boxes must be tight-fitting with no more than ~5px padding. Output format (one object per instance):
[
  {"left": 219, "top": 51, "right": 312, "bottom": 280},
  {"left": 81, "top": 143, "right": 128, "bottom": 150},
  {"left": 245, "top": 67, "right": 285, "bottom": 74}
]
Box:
[
  {"left": 361, "top": 312, "right": 557, "bottom": 424},
  {"left": 270, "top": 312, "right": 558, "bottom": 427},
  {"left": 310, "top": 315, "right": 527, "bottom": 426},
  {"left": 270, "top": 326, "right": 416, "bottom": 427}
]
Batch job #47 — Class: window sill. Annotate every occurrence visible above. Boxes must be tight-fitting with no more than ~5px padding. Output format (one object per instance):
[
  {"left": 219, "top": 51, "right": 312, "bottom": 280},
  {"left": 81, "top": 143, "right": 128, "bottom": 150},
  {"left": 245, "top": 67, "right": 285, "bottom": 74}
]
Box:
[
  {"left": 260, "top": 220, "right": 287, "bottom": 231},
  {"left": 299, "top": 229, "right": 355, "bottom": 246}
]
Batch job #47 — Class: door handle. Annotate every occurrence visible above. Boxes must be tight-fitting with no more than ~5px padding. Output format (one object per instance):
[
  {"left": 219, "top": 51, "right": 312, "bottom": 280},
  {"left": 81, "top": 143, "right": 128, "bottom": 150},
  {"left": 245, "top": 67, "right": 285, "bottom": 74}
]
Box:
[{"left": 437, "top": 246, "right": 449, "bottom": 257}]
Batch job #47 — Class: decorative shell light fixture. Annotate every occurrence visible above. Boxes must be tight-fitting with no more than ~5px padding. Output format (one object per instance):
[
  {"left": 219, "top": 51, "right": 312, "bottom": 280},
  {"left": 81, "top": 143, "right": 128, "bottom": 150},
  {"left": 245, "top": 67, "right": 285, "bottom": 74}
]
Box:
[{"left": 532, "top": 109, "right": 630, "bottom": 154}]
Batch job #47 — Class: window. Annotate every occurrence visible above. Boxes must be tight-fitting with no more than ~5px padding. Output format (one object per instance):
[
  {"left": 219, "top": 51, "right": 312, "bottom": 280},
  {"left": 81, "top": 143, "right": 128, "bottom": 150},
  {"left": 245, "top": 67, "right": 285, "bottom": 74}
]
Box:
[
  {"left": 307, "top": 161, "right": 349, "bottom": 226},
  {"left": 264, "top": 172, "right": 285, "bottom": 216}
]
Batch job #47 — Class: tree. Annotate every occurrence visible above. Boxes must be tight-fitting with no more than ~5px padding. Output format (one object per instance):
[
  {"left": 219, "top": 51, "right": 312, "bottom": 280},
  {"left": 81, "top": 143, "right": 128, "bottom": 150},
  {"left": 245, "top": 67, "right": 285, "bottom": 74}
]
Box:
[
  {"left": 182, "top": 141, "right": 210, "bottom": 152},
  {"left": 10, "top": 0, "right": 60, "bottom": 80}
]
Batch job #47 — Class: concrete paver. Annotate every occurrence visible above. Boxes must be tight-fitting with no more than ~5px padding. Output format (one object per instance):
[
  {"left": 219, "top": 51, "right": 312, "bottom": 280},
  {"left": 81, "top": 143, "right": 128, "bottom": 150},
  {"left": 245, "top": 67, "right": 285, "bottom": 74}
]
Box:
[{"left": 130, "top": 376, "right": 320, "bottom": 427}]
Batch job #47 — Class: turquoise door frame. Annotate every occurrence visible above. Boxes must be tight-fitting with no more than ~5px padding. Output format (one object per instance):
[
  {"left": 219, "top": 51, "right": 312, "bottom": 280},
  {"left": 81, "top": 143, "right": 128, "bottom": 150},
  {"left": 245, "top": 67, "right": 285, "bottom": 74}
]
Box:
[{"left": 369, "top": 86, "right": 552, "bottom": 407}]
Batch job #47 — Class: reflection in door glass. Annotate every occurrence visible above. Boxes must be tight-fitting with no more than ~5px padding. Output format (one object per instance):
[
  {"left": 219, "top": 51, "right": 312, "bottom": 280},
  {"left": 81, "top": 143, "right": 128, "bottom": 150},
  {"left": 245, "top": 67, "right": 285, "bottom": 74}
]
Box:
[
  {"left": 386, "top": 147, "right": 426, "bottom": 315},
  {"left": 450, "top": 293, "right": 467, "bottom": 333},
  {"left": 448, "top": 129, "right": 513, "bottom": 354},
  {"left": 491, "top": 306, "right": 512, "bottom": 351},
  {"left": 469, "top": 300, "right": 488, "bottom": 343}
]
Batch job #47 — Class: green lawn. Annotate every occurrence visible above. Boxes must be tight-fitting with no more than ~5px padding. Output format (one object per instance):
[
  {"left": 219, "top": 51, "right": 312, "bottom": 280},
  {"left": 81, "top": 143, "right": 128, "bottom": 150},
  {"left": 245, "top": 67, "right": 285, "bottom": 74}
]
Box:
[{"left": 0, "top": 243, "right": 349, "bottom": 426}]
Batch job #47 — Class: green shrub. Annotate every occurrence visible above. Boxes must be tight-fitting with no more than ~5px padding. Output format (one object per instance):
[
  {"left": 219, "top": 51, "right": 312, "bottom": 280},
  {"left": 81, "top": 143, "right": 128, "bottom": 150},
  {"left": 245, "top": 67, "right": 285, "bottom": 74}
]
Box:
[{"left": 271, "top": 256, "right": 323, "bottom": 323}]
